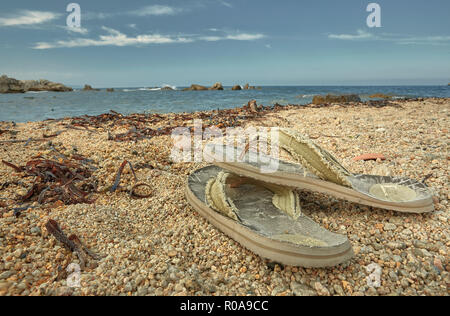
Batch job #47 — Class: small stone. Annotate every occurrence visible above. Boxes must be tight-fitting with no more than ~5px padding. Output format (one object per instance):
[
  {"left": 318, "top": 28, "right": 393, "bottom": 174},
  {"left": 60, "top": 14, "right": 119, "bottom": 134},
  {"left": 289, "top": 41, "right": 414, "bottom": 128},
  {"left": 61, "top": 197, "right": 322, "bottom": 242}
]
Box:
[
  {"left": 384, "top": 223, "right": 397, "bottom": 231},
  {"left": 413, "top": 248, "right": 431, "bottom": 258},
  {"left": 124, "top": 282, "right": 133, "bottom": 292},
  {"left": 290, "top": 282, "right": 316, "bottom": 296},
  {"left": 333, "top": 284, "right": 344, "bottom": 295},
  {"left": 13, "top": 249, "right": 22, "bottom": 258},
  {"left": 0, "top": 271, "right": 14, "bottom": 280},
  {"left": 433, "top": 258, "right": 444, "bottom": 273},
  {"left": 314, "top": 282, "right": 330, "bottom": 296},
  {"left": 30, "top": 227, "right": 41, "bottom": 235}
]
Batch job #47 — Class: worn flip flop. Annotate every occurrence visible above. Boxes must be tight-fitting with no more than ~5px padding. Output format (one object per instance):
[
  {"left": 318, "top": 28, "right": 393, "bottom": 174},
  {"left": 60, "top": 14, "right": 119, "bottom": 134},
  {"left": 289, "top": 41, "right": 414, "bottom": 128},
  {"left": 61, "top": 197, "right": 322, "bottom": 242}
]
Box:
[
  {"left": 185, "top": 166, "right": 354, "bottom": 267},
  {"left": 204, "top": 128, "right": 434, "bottom": 213}
]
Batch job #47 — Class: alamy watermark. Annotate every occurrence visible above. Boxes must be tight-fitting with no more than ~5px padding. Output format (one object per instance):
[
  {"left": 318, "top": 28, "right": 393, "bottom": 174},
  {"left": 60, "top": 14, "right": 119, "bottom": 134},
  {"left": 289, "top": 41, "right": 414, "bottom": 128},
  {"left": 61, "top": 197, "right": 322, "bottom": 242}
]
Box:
[
  {"left": 366, "top": 3, "right": 381, "bottom": 28},
  {"left": 66, "top": 3, "right": 81, "bottom": 29},
  {"left": 171, "top": 121, "right": 280, "bottom": 173}
]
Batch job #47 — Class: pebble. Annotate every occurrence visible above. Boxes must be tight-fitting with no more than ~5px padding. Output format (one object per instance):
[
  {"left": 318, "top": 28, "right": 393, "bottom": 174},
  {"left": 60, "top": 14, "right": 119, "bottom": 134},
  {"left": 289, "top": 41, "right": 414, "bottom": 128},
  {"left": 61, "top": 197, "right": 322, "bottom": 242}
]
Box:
[{"left": 384, "top": 223, "right": 397, "bottom": 231}]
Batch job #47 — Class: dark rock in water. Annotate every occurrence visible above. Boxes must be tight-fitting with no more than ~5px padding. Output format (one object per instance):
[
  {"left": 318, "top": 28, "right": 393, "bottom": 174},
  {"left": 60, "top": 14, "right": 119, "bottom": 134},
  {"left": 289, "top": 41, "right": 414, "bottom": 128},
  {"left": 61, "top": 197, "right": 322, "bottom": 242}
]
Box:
[
  {"left": 83, "top": 84, "right": 100, "bottom": 91},
  {"left": 183, "top": 84, "right": 209, "bottom": 91},
  {"left": 106, "top": 88, "right": 115, "bottom": 92},
  {"left": 243, "top": 83, "right": 257, "bottom": 90},
  {"left": 0, "top": 75, "right": 25, "bottom": 93},
  {"left": 161, "top": 86, "right": 174, "bottom": 91},
  {"left": 209, "top": 82, "right": 224, "bottom": 90},
  {"left": 312, "top": 94, "right": 361, "bottom": 105},
  {"left": 232, "top": 85, "right": 242, "bottom": 90}
]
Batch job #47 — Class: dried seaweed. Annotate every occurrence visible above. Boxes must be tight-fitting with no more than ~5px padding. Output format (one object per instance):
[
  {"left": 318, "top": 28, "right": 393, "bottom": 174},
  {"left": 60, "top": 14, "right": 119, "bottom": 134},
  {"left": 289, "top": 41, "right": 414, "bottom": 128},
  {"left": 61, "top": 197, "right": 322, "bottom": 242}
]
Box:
[
  {"left": 45, "top": 219, "right": 100, "bottom": 269},
  {"left": 2, "top": 158, "right": 95, "bottom": 206}
]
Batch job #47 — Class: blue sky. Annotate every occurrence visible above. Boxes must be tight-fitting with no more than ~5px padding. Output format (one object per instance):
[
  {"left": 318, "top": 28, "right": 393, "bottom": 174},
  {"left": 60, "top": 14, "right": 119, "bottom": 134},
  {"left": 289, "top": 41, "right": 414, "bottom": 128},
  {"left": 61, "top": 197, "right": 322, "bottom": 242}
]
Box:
[{"left": 0, "top": 0, "right": 449, "bottom": 87}]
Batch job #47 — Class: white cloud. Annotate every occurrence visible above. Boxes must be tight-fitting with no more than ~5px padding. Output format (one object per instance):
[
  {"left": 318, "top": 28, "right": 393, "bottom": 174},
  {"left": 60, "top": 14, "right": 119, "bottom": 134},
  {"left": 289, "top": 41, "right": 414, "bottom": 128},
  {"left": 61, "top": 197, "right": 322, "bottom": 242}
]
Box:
[
  {"left": 226, "top": 33, "right": 265, "bottom": 41},
  {"left": 0, "top": 10, "right": 60, "bottom": 26},
  {"left": 33, "top": 27, "right": 266, "bottom": 49},
  {"left": 328, "top": 29, "right": 450, "bottom": 46},
  {"left": 130, "top": 5, "right": 182, "bottom": 16},
  {"left": 33, "top": 27, "right": 192, "bottom": 49},
  {"left": 328, "top": 29, "right": 373, "bottom": 40},
  {"left": 66, "top": 26, "right": 89, "bottom": 35},
  {"left": 200, "top": 36, "right": 222, "bottom": 42}
]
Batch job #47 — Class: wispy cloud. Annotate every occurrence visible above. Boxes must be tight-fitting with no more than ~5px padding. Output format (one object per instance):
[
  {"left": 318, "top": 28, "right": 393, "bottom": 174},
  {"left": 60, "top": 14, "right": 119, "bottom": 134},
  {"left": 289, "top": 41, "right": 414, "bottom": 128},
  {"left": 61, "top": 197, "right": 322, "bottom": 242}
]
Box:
[
  {"left": 0, "top": 10, "right": 60, "bottom": 26},
  {"left": 218, "top": 0, "right": 233, "bottom": 8},
  {"left": 33, "top": 27, "right": 192, "bottom": 49},
  {"left": 328, "top": 29, "right": 373, "bottom": 40},
  {"left": 130, "top": 5, "right": 182, "bottom": 16},
  {"left": 329, "top": 29, "right": 450, "bottom": 46},
  {"left": 33, "top": 27, "right": 266, "bottom": 49},
  {"left": 226, "top": 33, "right": 265, "bottom": 41},
  {"left": 66, "top": 26, "right": 89, "bottom": 35}
]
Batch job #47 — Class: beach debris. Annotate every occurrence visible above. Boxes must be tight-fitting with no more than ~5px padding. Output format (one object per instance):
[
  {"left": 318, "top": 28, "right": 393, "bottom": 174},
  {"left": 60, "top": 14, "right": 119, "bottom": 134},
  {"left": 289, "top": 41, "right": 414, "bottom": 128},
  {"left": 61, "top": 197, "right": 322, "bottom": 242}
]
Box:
[
  {"left": 110, "top": 160, "right": 137, "bottom": 193},
  {"left": 421, "top": 173, "right": 433, "bottom": 183},
  {"left": 353, "top": 153, "right": 386, "bottom": 162},
  {"left": 246, "top": 100, "right": 259, "bottom": 113},
  {"left": 45, "top": 219, "right": 101, "bottom": 269},
  {"left": 2, "top": 158, "right": 95, "bottom": 206},
  {"left": 110, "top": 160, "right": 152, "bottom": 198},
  {"left": 130, "top": 183, "right": 153, "bottom": 198}
]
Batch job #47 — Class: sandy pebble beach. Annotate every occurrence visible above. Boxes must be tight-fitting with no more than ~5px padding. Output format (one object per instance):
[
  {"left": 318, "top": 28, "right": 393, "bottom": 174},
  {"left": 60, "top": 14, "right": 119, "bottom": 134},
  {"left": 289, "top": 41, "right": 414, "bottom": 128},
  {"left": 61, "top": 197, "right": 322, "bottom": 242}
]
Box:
[{"left": 0, "top": 98, "right": 448, "bottom": 296}]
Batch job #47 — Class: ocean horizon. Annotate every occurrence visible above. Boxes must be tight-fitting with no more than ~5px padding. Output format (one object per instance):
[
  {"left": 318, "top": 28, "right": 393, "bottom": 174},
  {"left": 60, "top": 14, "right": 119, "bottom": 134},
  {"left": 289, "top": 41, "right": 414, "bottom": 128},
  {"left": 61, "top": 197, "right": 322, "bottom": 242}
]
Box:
[{"left": 1, "top": 85, "right": 449, "bottom": 123}]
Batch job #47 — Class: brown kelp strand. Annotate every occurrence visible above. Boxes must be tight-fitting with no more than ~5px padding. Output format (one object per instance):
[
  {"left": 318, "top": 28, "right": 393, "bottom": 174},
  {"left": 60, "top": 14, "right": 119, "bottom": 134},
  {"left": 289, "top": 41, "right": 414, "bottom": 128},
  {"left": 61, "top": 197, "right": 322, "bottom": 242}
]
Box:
[
  {"left": 45, "top": 219, "right": 100, "bottom": 269},
  {"left": 110, "top": 160, "right": 152, "bottom": 198},
  {"left": 2, "top": 158, "right": 95, "bottom": 206}
]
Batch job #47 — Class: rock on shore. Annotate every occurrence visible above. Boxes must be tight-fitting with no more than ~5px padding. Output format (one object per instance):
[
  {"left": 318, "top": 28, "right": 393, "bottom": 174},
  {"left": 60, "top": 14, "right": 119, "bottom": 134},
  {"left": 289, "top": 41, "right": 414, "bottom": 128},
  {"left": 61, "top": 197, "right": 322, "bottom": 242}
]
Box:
[
  {"left": 0, "top": 75, "right": 73, "bottom": 93},
  {"left": 312, "top": 94, "right": 361, "bottom": 104}
]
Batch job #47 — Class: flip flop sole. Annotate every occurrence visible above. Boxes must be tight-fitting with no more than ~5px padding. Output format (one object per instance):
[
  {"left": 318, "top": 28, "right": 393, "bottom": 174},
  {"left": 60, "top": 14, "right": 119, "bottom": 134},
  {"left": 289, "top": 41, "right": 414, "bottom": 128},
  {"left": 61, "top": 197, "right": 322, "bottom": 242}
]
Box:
[
  {"left": 186, "top": 166, "right": 354, "bottom": 268},
  {"left": 212, "top": 160, "right": 434, "bottom": 213}
]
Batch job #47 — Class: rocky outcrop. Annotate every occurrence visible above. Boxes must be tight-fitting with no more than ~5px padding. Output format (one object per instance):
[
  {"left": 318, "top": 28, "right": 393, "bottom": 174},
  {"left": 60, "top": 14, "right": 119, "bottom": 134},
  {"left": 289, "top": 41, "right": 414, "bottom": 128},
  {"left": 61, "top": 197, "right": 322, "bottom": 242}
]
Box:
[
  {"left": 161, "top": 86, "right": 174, "bottom": 91},
  {"left": 312, "top": 94, "right": 361, "bottom": 105},
  {"left": 183, "top": 84, "right": 209, "bottom": 91},
  {"left": 232, "top": 85, "right": 242, "bottom": 91},
  {"left": 106, "top": 88, "right": 115, "bottom": 92},
  {"left": 242, "top": 83, "right": 258, "bottom": 90},
  {"left": 209, "top": 82, "right": 224, "bottom": 90},
  {"left": 0, "top": 75, "right": 72, "bottom": 93},
  {"left": 82, "top": 84, "right": 100, "bottom": 91},
  {"left": 0, "top": 75, "right": 25, "bottom": 93},
  {"left": 20, "top": 79, "right": 73, "bottom": 92}
]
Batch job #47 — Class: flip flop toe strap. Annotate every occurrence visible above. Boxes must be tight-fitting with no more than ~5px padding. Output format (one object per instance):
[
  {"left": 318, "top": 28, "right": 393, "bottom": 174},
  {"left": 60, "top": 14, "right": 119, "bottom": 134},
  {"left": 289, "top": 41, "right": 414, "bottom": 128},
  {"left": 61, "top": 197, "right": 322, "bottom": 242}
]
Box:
[{"left": 277, "top": 128, "right": 353, "bottom": 187}]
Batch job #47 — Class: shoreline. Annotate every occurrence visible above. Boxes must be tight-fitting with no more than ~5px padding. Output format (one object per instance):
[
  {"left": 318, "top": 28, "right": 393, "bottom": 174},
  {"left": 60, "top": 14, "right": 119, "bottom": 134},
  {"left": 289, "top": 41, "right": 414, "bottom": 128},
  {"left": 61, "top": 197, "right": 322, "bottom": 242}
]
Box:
[
  {"left": 1, "top": 96, "right": 448, "bottom": 125},
  {"left": 0, "top": 97, "right": 448, "bottom": 296}
]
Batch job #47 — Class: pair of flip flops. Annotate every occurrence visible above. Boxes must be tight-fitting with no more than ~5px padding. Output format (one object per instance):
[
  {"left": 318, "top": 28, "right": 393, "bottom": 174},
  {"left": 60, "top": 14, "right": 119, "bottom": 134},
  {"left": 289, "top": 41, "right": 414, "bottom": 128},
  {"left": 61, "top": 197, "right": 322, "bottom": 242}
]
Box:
[{"left": 185, "top": 128, "right": 434, "bottom": 267}]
